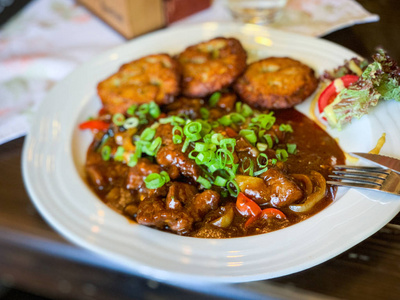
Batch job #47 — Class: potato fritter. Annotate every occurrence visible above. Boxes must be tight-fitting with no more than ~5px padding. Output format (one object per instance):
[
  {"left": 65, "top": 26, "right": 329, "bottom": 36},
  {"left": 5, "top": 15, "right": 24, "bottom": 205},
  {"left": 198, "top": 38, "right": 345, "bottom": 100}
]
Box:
[
  {"left": 177, "top": 37, "right": 247, "bottom": 98},
  {"left": 234, "top": 57, "right": 318, "bottom": 109},
  {"left": 97, "top": 54, "right": 180, "bottom": 114}
]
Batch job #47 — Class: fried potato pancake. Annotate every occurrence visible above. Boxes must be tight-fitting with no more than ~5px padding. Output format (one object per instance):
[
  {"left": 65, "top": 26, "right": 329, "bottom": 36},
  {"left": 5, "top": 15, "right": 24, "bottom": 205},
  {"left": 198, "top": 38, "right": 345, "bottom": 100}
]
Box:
[
  {"left": 234, "top": 57, "right": 318, "bottom": 109},
  {"left": 177, "top": 37, "right": 247, "bottom": 97},
  {"left": 97, "top": 54, "right": 180, "bottom": 114}
]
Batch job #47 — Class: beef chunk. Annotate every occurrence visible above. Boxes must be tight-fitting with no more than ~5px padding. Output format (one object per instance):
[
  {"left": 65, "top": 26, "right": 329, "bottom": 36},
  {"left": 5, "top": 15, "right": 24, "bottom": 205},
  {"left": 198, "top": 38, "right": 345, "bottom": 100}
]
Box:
[
  {"left": 186, "top": 190, "right": 220, "bottom": 221},
  {"left": 136, "top": 198, "right": 194, "bottom": 234},
  {"left": 156, "top": 144, "right": 202, "bottom": 181},
  {"left": 126, "top": 158, "right": 162, "bottom": 190},
  {"left": 261, "top": 168, "right": 303, "bottom": 207},
  {"left": 165, "top": 182, "right": 198, "bottom": 209}
]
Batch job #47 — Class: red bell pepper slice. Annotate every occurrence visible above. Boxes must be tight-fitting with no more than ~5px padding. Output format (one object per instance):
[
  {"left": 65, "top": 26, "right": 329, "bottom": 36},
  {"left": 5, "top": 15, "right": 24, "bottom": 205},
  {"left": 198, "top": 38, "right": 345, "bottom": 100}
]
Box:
[
  {"left": 318, "top": 74, "right": 359, "bottom": 113},
  {"left": 236, "top": 192, "right": 261, "bottom": 217},
  {"left": 260, "top": 208, "right": 287, "bottom": 220},
  {"left": 79, "top": 120, "right": 109, "bottom": 131}
]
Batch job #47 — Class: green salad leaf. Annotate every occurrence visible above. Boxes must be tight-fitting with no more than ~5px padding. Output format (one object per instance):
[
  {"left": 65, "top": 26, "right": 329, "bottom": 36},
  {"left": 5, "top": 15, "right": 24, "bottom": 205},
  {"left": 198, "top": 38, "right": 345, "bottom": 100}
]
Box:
[{"left": 323, "top": 49, "right": 400, "bottom": 129}]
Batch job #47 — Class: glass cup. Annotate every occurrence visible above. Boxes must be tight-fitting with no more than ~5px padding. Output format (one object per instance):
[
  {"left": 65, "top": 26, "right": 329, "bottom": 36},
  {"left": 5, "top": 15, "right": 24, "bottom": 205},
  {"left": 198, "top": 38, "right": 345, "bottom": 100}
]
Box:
[{"left": 227, "top": 0, "right": 287, "bottom": 25}]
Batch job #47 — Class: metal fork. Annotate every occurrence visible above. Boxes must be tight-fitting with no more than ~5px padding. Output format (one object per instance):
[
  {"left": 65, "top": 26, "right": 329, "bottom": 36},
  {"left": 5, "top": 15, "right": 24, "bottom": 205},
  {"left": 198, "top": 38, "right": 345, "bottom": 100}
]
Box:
[{"left": 327, "top": 165, "right": 400, "bottom": 196}]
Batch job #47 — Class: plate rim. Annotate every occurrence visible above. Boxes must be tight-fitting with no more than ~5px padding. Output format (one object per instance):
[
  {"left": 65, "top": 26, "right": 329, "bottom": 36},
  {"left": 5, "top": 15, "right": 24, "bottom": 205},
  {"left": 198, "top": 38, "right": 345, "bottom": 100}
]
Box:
[{"left": 22, "top": 22, "right": 400, "bottom": 284}]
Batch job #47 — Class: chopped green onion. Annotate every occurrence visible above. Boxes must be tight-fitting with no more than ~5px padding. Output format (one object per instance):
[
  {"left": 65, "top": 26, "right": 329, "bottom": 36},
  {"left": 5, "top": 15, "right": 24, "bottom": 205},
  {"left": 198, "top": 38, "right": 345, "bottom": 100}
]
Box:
[
  {"left": 219, "top": 138, "right": 236, "bottom": 152},
  {"left": 214, "top": 176, "right": 228, "bottom": 187},
  {"left": 197, "top": 176, "right": 212, "bottom": 189},
  {"left": 160, "top": 171, "right": 170, "bottom": 184},
  {"left": 124, "top": 117, "right": 139, "bottom": 129},
  {"left": 279, "top": 123, "right": 293, "bottom": 133},
  {"left": 144, "top": 172, "right": 167, "bottom": 189},
  {"left": 159, "top": 116, "right": 186, "bottom": 126},
  {"left": 287, "top": 143, "right": 297, "bottom": 154},
  {"left": 183, "top": 121, "right": 202, "bottom": 141},
  {"left": 257, "top": 153, "right": 269, "bottom": 168},
  {"left": 172, "top": 125, "right": 183, "bottom": 144},
  {"left": 101, "top": 145, "right": 111, "bottom": 161},
  {"left": 149, "top": 102, "right": 161, "bottom": 119},
  {"left": 211, "top": 133, "right": 224, "bottom": 145},
  {"left": 182, "top": 138, "right": 191, "bottom": 153},
  {"left": 209, "top": 92, "right": 221, "bottom": 107},
  {"left": 256, "top": 142, "right": 268, "bottom": 152},
  {"left": 217, "top": 148, "right": 235, "bottom": 168},
  {"left": 251, "top": 113, "right": 276, "bottom": 129},
  {"left": 254, "top": 167, "right": 269, "bottom": 176},
  {"left": 149, "top": 137, "right": 162, "bottom": 153},
  {"left": 200, "top": 107, "right": 210, "bottom": 120},
  {"left": 239, "top": 129, "right": 257, "bottom": 145},
  {"left": 211, "top": 121, "right": 220, "bottom": 128},
  {"left": 127, "top": 104, "right": 138, "bottom": 116},
  {"left": 264, "top": 134, "right": 274, "bottom": 149},
  {"left": 138, "top": 103, "right": 149, "bottom": 115},
  {"left": 276, "top": 149, "right": 289, "bottom": 161},
  {"left": 229, "top": 113, "right": 246, "bottom": 124},
  {"left": 218, "top": 115, "right": 232, "bottom": 126},
  {"left": 241, "top": 157, "right": 254, "bottom": 176},
  {"left": 194, "top": 142, "right": 210, "bottom": 152},
  {"left": 112, "top": 113, "right": 125, "bottom": 126},
  {"left": 241, "top": 104, "right": 253, "bottom": 117},
  {"left": 140, "top": 128, "right": 156, "bottom": 141},
  {"left": 195, "top": 151, "right": 214, "bottom": 165},
  {"left": 114, "top": 146, "right": 125, "bottom": 161},
  {"left": 227, "top": 179, "right": 240, "bottom": 197},
  {"left": 236, "top": 102, "right": 253, "bottom": 117}
]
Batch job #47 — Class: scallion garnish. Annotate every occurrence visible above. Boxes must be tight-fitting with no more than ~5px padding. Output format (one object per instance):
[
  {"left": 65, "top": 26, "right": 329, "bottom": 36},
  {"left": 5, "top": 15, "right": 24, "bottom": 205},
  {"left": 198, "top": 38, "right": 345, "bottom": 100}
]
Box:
[
  {"left": 183, "top": 121, "right": 202, "bottom": 142},
  {"left": 112, "top": 113, "right": 126, "bottom": 126},
  {"left": 149, "top": 102, "right": 161, "bottom": 119},
  {"left": 209, "top": 92, "right": 221, "bottom": 107},
  {"left": 287, "top": 143, "right": 297, "bottom": 154},
  {"left": 200, "top": 107, "right": 210, "bottom": 120},
  {"left": 197, "top": 176, "right": 212, "bottom": 189},
  {"left": 114, "top": 146, "right": 125, "bottom": 161},
  {"left": 241, "top": 157, "right": 254, "bottom": 176},
  {"left": 264, "top": 134, "right": 274, "bottom": 149},
  {"left": 127, "top": 104, "right": 138, "bottom": 116},
  {"left": 101, "top": 145, "right": 111, "bottom": 161},
  {"left": 124, "top": 117, "right": 139, "bottom": 129},
  {"left": 144, "top": 171, "right": 170, "bottom": 189},
  {"left": 256, "top": 142, "right": 268, "bottom": 151},
  {"left": 227, "top": 179, "right": 240, "bottom": 197},
  {"left": 140, "top": 128, "right": 156, "bottom": 141},
  {"left": 279, "top": 123, "right": 293, "bottom": 133},
  {"left": 276, "top": 149, "right": 289, "bottom": 161},
  {"left": 239, "top": 129, "right": 257, "bottom": 145},
  {"left": 172, "top": 125, "right": 183, "bottom": 144}
]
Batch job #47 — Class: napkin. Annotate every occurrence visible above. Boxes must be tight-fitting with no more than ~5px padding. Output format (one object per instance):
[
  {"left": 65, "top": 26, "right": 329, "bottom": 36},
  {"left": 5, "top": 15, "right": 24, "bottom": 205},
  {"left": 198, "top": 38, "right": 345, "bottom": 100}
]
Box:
[
  {"left": 0, "top": 0, "right": 123, "bottom": 145},
  {"left": 0, "top": 0, "right": 378, "bottom": 145}
]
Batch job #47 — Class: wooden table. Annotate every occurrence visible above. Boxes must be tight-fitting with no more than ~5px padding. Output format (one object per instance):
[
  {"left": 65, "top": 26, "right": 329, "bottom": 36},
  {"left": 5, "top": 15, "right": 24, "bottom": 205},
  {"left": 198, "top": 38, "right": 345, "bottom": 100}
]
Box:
[{"left": 1, "top": 1, "right": 400, "bottom": 299}]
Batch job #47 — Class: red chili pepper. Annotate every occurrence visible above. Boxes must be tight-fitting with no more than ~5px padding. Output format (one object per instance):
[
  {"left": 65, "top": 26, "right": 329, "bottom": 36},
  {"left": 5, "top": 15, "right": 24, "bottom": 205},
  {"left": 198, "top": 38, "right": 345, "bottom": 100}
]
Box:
[
  {"left": 225, "top": 127, "right": 238, "bottom": 138},
  {"left": 237, "top": 192, "right": 287, "bottom": 228},
  {"left": 79, "top": 120, "right": 109, "bottom": 131},
  {"left": 318, "top": 75, "right": 359, "bottom": 114},
  {"left": 260, "top": 208, "right": 287, "bottom": 220},
  {"left": 236, "top": 192, "right": 261, "bottom": 217}
]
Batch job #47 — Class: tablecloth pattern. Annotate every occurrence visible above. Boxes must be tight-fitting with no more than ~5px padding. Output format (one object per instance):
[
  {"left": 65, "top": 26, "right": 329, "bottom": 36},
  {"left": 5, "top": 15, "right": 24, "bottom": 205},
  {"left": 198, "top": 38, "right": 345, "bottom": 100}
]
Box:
[{"left": 0, "top": 0, "right": 378, "bottom": 144}]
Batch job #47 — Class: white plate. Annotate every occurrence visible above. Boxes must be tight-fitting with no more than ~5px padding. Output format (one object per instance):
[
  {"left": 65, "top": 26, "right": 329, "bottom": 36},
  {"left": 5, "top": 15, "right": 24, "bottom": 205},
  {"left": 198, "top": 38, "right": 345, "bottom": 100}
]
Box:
[{"left": 22, "top": 22, "right": 400, "bottom": 283}]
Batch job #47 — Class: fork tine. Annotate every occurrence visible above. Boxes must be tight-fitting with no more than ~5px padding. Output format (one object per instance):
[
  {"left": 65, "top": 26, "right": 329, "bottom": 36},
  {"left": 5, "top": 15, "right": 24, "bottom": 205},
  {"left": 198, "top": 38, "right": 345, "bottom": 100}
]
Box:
[
  {"left": 327, "top": 180, "right": 380, "bottom": 190},
  {"left": 334, "top": 165, "right": 389, "bottom": 174},
  {"left": 332, "top": 170, "right": 387, "bottom": 180},
  {"left": 328, "top": 174, "right": 383, "bottom": 186}
]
